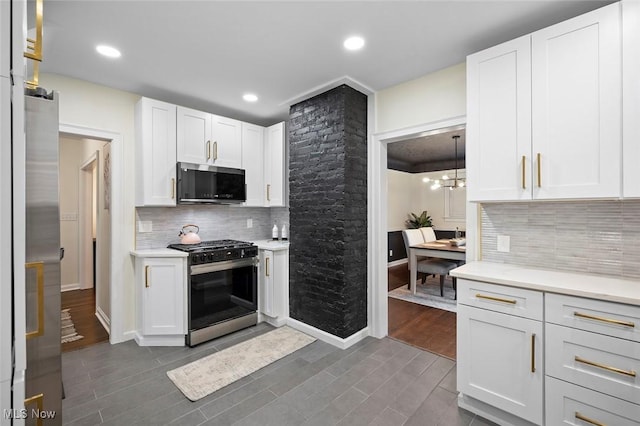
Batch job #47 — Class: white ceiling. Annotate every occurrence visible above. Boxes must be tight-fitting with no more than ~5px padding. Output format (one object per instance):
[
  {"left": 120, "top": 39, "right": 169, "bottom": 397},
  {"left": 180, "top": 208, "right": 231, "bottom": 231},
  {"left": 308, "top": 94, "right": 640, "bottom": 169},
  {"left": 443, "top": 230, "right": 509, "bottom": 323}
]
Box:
[{"left": 36, "top": 0, "right": 614, "bottom": 126}]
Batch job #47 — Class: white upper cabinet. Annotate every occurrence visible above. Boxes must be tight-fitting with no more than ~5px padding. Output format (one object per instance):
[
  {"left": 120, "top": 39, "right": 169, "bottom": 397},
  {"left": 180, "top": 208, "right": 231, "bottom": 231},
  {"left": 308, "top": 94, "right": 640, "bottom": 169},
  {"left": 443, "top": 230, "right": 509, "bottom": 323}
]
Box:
[
  {"left": 135, "top": 98, "right": 177, "bottom": 207},
  {"left": 1, "top": 0, "right": 8, "bottom": 78},
  {"left": 532, "top": 3, "right": 621, "bottom": 199},
  {"left": 211, "top": 114, "right": 242, "bottom": 169},
  {"left": 467, "top": 2, "right": 622, "bottom": 201},
  {"left": 467, "top": 35, "right": 531, "bottom": 202},
  {"left": 176, "top": 108, "right": 242, "bottom": 169},
  {"left": 177, "top": 106, "right": 212, "bottom": 165},
  {"left": 265, "top": 122, "right": 286, "bottom": 207},
  {"left": 623, "top": 0, "right": 640, "bottom": 198},
  {"left": 241, "top": 122, "right": 265, "bottom": 206}
]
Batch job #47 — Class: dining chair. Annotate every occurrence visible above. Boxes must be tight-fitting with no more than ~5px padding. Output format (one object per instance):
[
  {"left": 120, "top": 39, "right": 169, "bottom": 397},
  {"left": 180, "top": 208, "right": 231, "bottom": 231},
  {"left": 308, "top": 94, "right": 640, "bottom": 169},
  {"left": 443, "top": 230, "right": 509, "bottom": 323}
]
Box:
[{"left": 419, "top": 227, "right": 437, "bottom": 243}]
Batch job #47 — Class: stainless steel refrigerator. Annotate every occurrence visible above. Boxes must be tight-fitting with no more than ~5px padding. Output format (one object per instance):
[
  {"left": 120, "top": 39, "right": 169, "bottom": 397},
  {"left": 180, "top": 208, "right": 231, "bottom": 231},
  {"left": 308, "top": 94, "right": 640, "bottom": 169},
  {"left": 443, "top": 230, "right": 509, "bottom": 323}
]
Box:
[{"left": 24, "top": 90, "right": 62, "bottom": 425}]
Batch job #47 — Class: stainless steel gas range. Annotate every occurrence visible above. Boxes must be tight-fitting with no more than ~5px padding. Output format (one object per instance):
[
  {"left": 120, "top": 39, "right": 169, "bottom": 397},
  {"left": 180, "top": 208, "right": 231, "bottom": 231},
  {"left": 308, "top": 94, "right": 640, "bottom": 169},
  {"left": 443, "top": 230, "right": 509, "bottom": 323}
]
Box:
[{"left": 168, "top": 239, "right": 259, "bottom": 346}]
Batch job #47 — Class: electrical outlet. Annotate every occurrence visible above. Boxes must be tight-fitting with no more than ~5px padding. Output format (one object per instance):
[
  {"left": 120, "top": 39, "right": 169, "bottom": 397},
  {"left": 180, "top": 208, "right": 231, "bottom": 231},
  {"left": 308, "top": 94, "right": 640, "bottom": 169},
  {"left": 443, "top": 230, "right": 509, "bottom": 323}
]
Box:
[
  {"left": 246, "top": 219, "right": 253, "bottom": 228},
  {"left": 497, "top": 235, "right": 510, "bottom": 252},
  {"left": 389, "top": 249, "right": 393, "bottom": 257},
  {"left": 138, "top": 221, "right": 152, "bottom": 233}
]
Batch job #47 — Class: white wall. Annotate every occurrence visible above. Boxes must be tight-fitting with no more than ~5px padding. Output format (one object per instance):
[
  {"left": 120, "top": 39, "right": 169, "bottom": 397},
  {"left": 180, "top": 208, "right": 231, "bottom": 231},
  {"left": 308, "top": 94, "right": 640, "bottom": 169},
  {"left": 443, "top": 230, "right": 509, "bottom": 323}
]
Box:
[
  {"left": 387, "top": 169, "right": 466, "bottom": 232},
  {"left": 375, "top": 63, "right": 466, "bottom": 133},
  {"left": 41, "top": 73, "right": 138, "bottom": 336}
]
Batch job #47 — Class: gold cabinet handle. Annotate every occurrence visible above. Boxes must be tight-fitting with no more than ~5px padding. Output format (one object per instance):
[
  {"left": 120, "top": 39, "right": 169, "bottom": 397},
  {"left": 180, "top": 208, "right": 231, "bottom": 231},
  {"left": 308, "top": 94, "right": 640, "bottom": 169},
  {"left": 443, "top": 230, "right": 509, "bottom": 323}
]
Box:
[
  {"left": 575, "top": 412, "right": 606, "bottom": 426},
  {"left": 265, "top": 258, "right": 270, "bottom": 277},
  {"left": 267, "top": 184, "right": 271, "bottom": 202},
  {"left": 24, "top": 393, "right": 44, "bottom": 426},
  {"left": 475, "top": 293, "right": 517, "bottom": 305},
  {"left": 531, "top": 333, "right": 536, "bottom": 373},
  {"left": 575, "top": 356, "right": 636, "bottom": 378},
  {"left": 171, "top": 178, "right": 175, "bottom": 199},
  {"left": 214, "top": 141, "right": 218, "bottom": 160},
  {"left": 25, "top": 262, "right": 44, "bottom": 339},
  {"left": 536, "top": 152, "right": 541, "bottom": 188},
  {"left": 521, "top": 155, "right": 526, "bottom": 189},
  {"left": 145, "top": 265, "right": 150, "bottom": 288},
  {"left": 24, "top": 0, "right": 43, "bottom": 61},
  {"left": 574, "top": 311, "right": 635, "bottom": 328},
  {"left": 207, "top": 140, "right": 211, "bottom": 160}
]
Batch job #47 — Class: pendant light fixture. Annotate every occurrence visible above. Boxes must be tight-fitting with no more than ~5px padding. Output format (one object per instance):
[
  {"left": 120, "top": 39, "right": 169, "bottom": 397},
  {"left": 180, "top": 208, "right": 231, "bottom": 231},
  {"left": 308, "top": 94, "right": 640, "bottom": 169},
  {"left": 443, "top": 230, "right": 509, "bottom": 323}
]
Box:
[{"left": 430, "top": 135, "right": 466, "bottom": 190}]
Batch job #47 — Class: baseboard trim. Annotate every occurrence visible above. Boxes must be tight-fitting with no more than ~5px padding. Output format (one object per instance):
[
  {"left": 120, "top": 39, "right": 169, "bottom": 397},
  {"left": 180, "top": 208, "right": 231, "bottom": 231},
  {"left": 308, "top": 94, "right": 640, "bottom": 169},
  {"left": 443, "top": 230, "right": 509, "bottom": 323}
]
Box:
[
  {"left": 457, "top": 394, "right": 537, "bottom": 426},
  {"left": 61, "top": 283, "right": 81, "bottom": 292},
  {"left": 95, "top": 307, "right": 111, "bottom": 335},
  {"left": 286, "top": 318, "right": 369, "bottom": 350},
  {"left": 388, "top": 258, "right": 408, "bottom": 268},
  {"left": 133, "top": 332, "right": 185, "bottom": 347}
]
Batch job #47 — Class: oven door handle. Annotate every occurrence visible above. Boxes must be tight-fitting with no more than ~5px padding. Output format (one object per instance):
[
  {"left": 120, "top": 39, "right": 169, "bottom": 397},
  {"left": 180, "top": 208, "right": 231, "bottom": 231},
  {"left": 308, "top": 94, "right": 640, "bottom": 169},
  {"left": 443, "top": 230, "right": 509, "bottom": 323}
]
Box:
[{"left": 190, "top": 258, "right": 257, "bottom": 275}]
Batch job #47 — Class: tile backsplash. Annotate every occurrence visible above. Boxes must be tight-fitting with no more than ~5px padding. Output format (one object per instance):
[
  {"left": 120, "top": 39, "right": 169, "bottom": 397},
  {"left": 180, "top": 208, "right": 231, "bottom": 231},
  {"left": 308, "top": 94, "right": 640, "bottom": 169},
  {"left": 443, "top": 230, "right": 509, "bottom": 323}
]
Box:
[
  {"left": 481, "top": 200, "right": 640, "bottom": 280},
  {"left": 135, "top": 205, "right": 290, "bottom": 249}
]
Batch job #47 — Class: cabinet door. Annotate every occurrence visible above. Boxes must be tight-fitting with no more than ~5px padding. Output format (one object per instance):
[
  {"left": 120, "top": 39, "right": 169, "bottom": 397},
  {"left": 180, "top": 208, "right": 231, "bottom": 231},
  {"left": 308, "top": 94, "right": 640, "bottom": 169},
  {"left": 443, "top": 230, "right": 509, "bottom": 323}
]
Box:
[
  {"left": 211, "top": 115, "right": 242, "bottom": 168},
  {"left": 265, "top": 122, "right": 286, "bottom": 207},
  {"left": 260, "top": 250, "right": 275, "bottom": 317},
  {"left": 0, "top": 77, "right": 10, "bottom": 385},
  {"left": 135, "top": 98, "right": 177, "bottom": 206},
  {"left": 177, "top": 106, "right": 211, "bottom": 165},
  {"left": 466, "top": 35, "right": 532, "bottom": 202},
  {"left": 623, "top": 0, "right": 640, "bottom": 198},
  {"left": 458, "top": 305, "right": 543, "bottom": 425},
  {"left": 532, "top": 3, "right": 621, "bottom": 199},
  {"left": 142, "top": 258, "right": 184, "bottom": 335},
  {"left": 241, "top": 122, "right": 265, "bottom": 206}
]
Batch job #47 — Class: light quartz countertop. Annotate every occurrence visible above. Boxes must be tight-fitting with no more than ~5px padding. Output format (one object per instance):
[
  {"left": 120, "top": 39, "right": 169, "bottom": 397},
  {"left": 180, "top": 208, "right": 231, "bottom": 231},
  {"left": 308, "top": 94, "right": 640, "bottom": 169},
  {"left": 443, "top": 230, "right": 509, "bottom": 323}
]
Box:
[
  {"left": 130, "top": 248, "right": 189, "bottom": 258},
  {"left": 254, "top": 240, "right": 290, "bottom": 251},
  {"left": 451, "top": 261, "right": 640, "bottom": 306}
]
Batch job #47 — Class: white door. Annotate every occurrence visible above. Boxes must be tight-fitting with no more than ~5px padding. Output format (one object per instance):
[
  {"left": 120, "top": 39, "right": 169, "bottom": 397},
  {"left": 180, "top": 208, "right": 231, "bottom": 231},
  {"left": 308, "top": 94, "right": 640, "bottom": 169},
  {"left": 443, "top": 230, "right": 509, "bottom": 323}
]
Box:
[
  {"left": 532, "top": 3, "right": 621, "bottom": 199},
  {"left": 623, "top": 0, "right": 640, "bottom": 198},
  {"left": 177, "top": 106, "right": 211, "bottom": 165},
  {"left": 466, "top": 35, "right": 532, "bottom": 201},
  {"left": 458, "top": 305, "right": 543, "bottom": 425},
  {"left": 265, "top": 122, "right": 286, "bottom": 207},
  {"left": 241, "top": 122, "right": 265, "bottom": 206},
  {"left": 142, "top": 258, "right": 184, "bottom": 335},
  {"left": 211, "top": 115, "right": 242, "bottom": 168},
  {"left": 137, "top": 98, "right": 177, "bottom": 206},
  {"left": 260, "top": 250, "right": 274, "bottom": 317},
  {"left": 0, "top": 0, "right": 8, "bottom": 78}
]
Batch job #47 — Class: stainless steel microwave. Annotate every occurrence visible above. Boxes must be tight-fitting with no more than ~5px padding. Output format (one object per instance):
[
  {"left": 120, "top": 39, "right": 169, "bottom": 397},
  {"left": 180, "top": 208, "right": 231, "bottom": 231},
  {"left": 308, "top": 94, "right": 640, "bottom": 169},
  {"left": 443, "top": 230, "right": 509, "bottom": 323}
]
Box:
[{"left": 176, "top": 162, "right": 246, "bottom": 204}]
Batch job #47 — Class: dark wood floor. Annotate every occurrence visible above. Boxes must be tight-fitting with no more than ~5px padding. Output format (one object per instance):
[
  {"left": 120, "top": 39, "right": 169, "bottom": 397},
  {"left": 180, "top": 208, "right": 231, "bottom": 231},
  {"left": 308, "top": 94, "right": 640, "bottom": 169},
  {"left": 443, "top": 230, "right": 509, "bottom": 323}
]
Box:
[
  {"left": 387, "top": 264, "right": 457, "bottom": 360},
  {"left": 61, "top": 288, "right": 110, "bottom": 352}
]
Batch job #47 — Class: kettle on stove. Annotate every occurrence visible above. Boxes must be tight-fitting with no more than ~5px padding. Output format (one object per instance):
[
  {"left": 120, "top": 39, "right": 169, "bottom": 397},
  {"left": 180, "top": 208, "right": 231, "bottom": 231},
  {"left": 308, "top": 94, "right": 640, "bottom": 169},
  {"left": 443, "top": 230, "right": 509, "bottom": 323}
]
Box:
[{"left": 179, "top": 224, "right": 201, "bottom": 244}]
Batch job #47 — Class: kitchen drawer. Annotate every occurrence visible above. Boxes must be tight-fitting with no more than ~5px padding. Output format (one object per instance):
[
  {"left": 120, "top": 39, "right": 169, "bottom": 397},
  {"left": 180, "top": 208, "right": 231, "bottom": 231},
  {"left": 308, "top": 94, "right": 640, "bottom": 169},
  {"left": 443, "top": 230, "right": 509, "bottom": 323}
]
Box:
[
  {"left": 546, "top": 376, "right": 640, "bottom": 426},
  {"left": 546, "top": 293, "right": 640, "bottom": 343},
  {"left": 546, "top": 323, "right": 640, "bottom": 405},
  {"left": 458, "top": 279, "right": 543, "bottom": 321}
]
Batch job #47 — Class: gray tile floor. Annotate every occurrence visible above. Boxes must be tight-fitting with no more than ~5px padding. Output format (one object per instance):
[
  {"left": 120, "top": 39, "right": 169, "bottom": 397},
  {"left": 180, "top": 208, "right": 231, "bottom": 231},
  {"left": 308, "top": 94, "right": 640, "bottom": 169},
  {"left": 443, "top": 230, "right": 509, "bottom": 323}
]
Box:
[{"left": 62, "top": 323, "right": 494, "bottom": 425}]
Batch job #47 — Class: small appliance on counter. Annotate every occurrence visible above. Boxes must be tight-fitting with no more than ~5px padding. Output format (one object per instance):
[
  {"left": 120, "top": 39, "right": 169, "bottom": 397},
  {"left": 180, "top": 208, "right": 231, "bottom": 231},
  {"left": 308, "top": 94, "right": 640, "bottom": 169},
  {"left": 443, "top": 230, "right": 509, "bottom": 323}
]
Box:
[{"left": 167, "top": 239, "right": 258, "bottom": 346}]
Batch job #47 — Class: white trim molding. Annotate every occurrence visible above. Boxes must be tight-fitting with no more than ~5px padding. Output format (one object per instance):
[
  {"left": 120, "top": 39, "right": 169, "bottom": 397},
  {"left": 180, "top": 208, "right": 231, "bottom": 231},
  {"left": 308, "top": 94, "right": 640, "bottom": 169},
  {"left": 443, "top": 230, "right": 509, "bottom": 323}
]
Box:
[
  {"left": 95, "top": 306, "right": 111, "bottom": 335},
  {"left": 286, "top": 318, "right": 370, "bottom": 350},
  {"left": 368, "top": 115, "right": 467, "bottom": 339}
]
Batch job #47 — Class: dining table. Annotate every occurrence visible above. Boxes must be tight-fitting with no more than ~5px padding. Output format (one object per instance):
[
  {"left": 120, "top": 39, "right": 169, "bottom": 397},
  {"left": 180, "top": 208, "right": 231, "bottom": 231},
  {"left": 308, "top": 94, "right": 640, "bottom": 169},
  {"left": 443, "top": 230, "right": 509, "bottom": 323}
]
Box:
[{"left": 409, "top": 239, "right": 466, "bottom": 295}]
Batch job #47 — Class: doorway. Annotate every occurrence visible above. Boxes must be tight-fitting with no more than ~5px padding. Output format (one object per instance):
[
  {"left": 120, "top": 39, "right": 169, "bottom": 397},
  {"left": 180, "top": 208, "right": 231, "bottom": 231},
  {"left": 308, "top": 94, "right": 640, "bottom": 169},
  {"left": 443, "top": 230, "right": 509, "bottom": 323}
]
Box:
[{"left": 59, "top": 134, "right": 110, "bottom": 351}]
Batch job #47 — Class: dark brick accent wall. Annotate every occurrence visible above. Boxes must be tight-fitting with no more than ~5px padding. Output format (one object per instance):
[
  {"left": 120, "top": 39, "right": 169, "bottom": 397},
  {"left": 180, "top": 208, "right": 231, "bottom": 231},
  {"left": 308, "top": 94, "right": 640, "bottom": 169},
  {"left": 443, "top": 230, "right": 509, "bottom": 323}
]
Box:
[{"left": 288, "top": 85, "right": 367, "bottom": 339}]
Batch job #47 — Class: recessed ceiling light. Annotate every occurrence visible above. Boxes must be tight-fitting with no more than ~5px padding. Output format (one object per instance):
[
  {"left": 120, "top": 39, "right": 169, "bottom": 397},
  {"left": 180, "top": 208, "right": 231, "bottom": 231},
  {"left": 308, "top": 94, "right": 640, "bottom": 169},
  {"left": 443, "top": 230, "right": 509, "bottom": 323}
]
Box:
[
  {"left": 243, "top": 93, "right": 258, "bottom": 102},
  {"left": 343, "top": 36, "right": 365, "bottom": 51},
  {"left": 96, "top": 45, "right": 121, "bottom": 58}
]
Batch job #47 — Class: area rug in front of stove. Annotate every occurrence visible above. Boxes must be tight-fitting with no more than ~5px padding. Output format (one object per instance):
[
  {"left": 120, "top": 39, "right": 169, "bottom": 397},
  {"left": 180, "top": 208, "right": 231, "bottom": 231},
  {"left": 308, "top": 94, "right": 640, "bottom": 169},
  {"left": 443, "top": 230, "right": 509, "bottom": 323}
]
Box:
[
  {"left": 166, "top": 326, "right": 316, "bottom": 401},
  {"left": 388, "top": 283, "right": 457, "bottom": 312},
  {"left": 61, "top": 308, "right": 84, "bottom": 343}
]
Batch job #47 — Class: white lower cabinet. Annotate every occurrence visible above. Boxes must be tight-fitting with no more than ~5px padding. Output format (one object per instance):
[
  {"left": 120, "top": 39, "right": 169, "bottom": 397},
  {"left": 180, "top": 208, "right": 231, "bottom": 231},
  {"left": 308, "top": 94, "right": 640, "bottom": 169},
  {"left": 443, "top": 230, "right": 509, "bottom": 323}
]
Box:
[
  {"left": 458, "top": 301, "right": 543, "bottom": 425},
  {"left": 133, "top": 254, "right": 187, "bottom": 346},
  {"left": 258, "top": 247, "right": 288, "bottom": 326}
]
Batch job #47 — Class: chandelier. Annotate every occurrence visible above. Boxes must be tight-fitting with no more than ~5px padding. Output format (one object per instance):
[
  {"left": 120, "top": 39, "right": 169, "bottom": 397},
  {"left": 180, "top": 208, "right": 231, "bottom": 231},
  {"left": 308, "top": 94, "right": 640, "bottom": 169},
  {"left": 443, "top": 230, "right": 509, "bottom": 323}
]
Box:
[{"left": 428, "top": 135, "right": 466, "bottom": 190}]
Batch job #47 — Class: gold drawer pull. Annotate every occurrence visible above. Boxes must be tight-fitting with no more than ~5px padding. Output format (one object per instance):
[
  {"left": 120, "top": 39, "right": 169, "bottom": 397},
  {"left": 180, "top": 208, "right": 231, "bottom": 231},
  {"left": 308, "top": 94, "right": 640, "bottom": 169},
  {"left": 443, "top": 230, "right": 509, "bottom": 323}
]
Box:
[
  {"left": 575, "top": 412, "right": 606, "bottom": 426},
  {"left": 475, "top": 294, "right": 517, "bottom": 305},
  {"left": 207, "top": 140, "right": 211, "bottom": 160},
  {"left": 575, "top": 356, "right": 636, "bottom": 378},
  {"left": 24, "top": 393, "right": 44, "bottom": 426},
  {"left": 267, "top": 184, "right": 271, "bottom": 201},
  {"left": 145, "top": 265, "right": 150, "bottom": 288},
  {"left": 25, "top": 261, "right": 45, "bottom": 339},
  {"left": 521, "top": 155, "right": 526, "bottom": 189},
  {"left": 171, "top": 178, "right": 175, "bottom": 199},
  {"left": 574, "top": 311, "right": 635, "bottom": 328},
  {"left": 536, "top": 152, "right": 541, "bottom": 188},
  {"left": 265, "top": 258, "right": 270, "bottom": 277},
  {"left": 530, "top": 333, "right": 536, "bottom": 373},
  {"left": 213, "top": 141, "right": 218, "bottom": 160}
]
